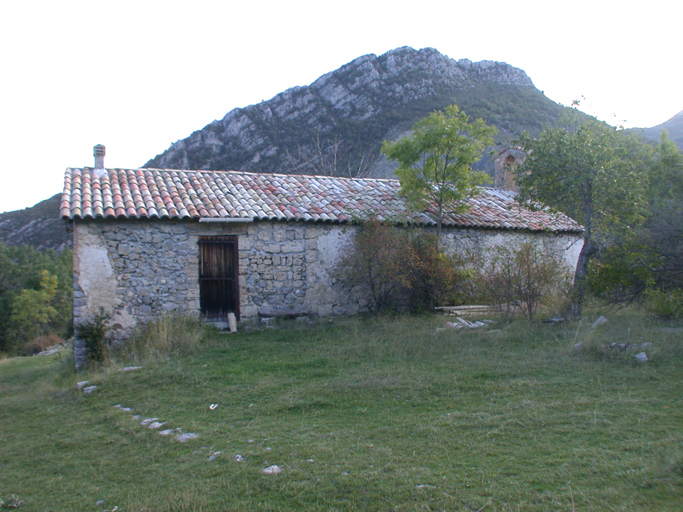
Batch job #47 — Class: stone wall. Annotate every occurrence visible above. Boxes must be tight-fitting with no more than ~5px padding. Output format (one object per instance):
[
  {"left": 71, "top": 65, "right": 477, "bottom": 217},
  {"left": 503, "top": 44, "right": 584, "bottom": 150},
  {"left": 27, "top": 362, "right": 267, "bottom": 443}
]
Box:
[
  {"left": 440, "top": 228, "right": 583, "bottom": 269},
  {"left": 71, "top": 218, "right": 582, "bottom": 369},
  {"left": 71, "top": 219, "right": 363, "bottom": 368}
]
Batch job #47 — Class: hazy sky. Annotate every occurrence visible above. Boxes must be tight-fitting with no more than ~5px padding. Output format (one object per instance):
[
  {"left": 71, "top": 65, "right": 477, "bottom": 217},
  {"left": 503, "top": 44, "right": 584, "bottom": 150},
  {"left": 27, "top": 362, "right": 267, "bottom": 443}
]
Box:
[{"left": 1, "top": 0, "right": 680, "bottom": 213}]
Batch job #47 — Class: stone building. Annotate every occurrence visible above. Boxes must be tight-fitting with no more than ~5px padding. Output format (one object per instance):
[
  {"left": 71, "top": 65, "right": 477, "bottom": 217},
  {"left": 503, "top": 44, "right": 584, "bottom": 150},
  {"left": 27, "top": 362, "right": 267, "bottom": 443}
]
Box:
[{"left": 61, "top": 148, "right": 583, "bottom": 368}]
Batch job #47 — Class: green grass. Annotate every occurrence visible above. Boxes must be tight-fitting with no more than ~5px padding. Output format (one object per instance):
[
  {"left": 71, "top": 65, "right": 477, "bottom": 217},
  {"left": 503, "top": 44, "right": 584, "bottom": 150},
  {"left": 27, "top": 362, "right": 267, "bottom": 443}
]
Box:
[{"left": 1, "top": 312, "right": 682, "bottom": 511}]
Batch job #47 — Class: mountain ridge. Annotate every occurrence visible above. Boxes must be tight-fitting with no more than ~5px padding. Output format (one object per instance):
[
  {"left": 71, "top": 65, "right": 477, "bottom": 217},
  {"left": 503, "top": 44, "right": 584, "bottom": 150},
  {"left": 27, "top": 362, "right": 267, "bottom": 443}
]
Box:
[
  {"left": 144, "top": 47, "right": 563, "bottom": 178},
  {"left": 4, "top": 47, "right": 680, "bottom": 250},
  {"left": 631, "top": 110, "right": 683, "bottom": 149}
]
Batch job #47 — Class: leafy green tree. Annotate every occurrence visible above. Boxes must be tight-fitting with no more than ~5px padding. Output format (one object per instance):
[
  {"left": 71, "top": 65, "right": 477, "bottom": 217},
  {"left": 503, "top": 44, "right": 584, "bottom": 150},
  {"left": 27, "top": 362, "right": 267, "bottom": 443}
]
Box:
[
  {"left": 515, "top": 118, "right": 651, "bottom": 317},
  {"left": 382, "top": 105, "right": 496, "bottom": 238},
  {"left": 9, "top": 270, "right": 59, "bottom": 345},
  {"left": 591, "top": 131, "right": 683, "bottom": 303},
  {"left": 0, "top": 243, "right": 72, "bottom": 354}
]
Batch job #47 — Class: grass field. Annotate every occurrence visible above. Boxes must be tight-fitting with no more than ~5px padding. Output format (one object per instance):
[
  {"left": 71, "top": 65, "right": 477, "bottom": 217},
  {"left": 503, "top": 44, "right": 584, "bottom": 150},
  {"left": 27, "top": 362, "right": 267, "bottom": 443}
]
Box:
[{"left": 1, "top": 312, "right": 682, "bottom": 511}]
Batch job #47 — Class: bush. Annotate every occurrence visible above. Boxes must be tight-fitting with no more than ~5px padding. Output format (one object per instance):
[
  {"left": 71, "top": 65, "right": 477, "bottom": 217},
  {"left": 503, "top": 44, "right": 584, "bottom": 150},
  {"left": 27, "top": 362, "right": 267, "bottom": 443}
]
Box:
[
  {"left": 21, "top": 334, "right": 64, "bottom": 357},
  {"left": 76, "top": 309, "right": 111, "bottom": 366},
  {"left": 644, "top": 288, "right": 683, "bottom": 319},
  {"left": 336, "top": 218, "right": 463, "bottom": 312},
  {"left": 402, "top": 232, "right": 460, "bottom": 311},
  {"left": 478, "top": 242, "right": 571, "bottom": 320}
]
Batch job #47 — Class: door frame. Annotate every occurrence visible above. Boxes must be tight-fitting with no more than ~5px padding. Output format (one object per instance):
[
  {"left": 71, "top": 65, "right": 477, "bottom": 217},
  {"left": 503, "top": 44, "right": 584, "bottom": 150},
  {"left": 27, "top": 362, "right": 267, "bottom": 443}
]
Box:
[{"left": 198, "top": 235, "right": 240, "bottom": 321}]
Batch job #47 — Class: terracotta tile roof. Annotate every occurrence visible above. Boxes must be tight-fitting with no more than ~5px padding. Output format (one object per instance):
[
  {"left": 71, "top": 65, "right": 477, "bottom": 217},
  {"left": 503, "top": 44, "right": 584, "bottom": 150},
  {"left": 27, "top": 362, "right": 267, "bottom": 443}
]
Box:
[{"left": 60, "top": 168, "right": 583, "bottom": 233}]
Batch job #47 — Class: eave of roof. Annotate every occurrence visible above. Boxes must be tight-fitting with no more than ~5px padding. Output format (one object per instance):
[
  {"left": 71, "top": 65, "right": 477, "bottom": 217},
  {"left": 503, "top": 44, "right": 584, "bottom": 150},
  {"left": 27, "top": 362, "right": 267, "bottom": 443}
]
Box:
[{"left": 60, "top": 167, "right": 584, "bottom": 233}]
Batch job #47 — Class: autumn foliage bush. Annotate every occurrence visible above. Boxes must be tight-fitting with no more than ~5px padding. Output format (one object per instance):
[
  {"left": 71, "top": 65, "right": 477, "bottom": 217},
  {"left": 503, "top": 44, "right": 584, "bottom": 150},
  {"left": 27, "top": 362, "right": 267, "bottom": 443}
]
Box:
[
  {"left": 335, "top": 218, "right": 460, "bottom": 312},
  {"left": 477, "top": 242, "right": 572, "bottom": 320}
]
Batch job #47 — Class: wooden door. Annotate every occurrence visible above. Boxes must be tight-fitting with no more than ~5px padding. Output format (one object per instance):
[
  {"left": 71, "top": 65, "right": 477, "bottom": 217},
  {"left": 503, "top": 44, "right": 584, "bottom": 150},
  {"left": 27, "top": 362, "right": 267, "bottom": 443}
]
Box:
[{"left": 198, "top": 236, "right": 239, "bottom": 321}]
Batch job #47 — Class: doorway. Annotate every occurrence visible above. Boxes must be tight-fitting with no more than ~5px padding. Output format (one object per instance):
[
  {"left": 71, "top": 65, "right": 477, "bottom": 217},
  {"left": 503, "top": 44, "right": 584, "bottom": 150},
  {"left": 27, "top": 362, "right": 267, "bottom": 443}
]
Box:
[{"left": 198, "top": 236, "right": 240, "bottom": 321}]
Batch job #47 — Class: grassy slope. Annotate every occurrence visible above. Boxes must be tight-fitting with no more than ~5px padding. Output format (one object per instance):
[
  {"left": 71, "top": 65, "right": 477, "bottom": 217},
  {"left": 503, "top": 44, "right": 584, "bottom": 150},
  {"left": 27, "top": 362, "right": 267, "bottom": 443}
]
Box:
[{"left": 1, "top": 313, "right": 682, "bottom": 511}]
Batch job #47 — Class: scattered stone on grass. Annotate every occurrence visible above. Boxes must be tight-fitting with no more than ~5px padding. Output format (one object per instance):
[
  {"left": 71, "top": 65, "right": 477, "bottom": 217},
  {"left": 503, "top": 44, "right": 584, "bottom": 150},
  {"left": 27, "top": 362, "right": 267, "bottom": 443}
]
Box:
[
  {"left": 37, "top": 346, "right": 61, "bottom": 356},
  {"left": 148, "top": 421, "right": 166, "bottom": 429},
  {"left": 208, "top": 451, "right": 221, "bottom": 461},
  {"left": 262, "top": 465, "right": 281, "bottom": 474},
  {"left": 76, "top": 380, "right": 89, "bottom": 390},
  {"left": 592, "top": 316, "right": 609, "bottom": 327},
  {"left": 121, "top": 366, "right": 142, "bottom": 372},
  {"left": 416, "top": 484, "right": 436, "bottom": 489},
  {"left": 576, "top": 342, "right": 655, "bottom": 354},
  {"left": 140, "top": 418, "right": 159, "bottom": 426},
  {"left": 635, "top": 352, "right": 649, "bottom": 362},
  {"left": 444, "top": 317, "right": 487, "bottom": 330},
  {"left": 176, "top": 432, "right": 199, "bottom": 442},
  {"left": 159, "top": 429, "right": 175, "bottom": 436},
  {"left": 234, "top": 454, "right": 245, "bottom": 461},
  {"left": 83, "top": 385, "right": 98, "bottom": 394},
  {"left": 543, "top": 316, "right": 566, "bottom": 325},
  {"left": 113, "top": 404, "right": 133, "bottom": 412}
]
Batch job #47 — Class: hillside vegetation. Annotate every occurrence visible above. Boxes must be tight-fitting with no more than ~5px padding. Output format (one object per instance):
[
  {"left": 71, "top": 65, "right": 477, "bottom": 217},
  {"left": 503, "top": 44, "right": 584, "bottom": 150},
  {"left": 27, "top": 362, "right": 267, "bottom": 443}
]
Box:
[
  {"left": 0, "top": 194, "right": 69, "bottom": 251},
  {"left": 1, "top": 313, "right": 681, "bottom": 511}
]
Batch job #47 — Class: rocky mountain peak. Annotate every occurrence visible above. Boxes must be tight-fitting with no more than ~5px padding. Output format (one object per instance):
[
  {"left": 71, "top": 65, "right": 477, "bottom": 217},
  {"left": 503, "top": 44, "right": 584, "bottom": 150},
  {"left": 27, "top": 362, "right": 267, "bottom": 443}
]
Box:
[{"left": 144, "top": 46, "right": 560, "bottom": 179}]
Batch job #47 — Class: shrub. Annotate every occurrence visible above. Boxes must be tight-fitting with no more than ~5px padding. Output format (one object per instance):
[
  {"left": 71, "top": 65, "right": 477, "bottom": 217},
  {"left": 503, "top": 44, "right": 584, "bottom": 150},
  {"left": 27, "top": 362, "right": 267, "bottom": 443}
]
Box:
[
  {"left": 76, "top": 309, "right": 111, "bottom": 366},
  {"left": 478, "top": 242, "right": 571, "bottom": 320},
  {"left": 335, "top": 217, "right": 410, "bottom": 312},
  {"left": 403, "top": 232, "right": 460, "bottom": 311},
  {"left": 336, "top": 218, "right": 464, "bottom": 312},
  {"left": 21, "top": 334, "right": 63, "bottom": 357},
  {"left": 644, "top": 288, "right": 683, "bottom": 319}
]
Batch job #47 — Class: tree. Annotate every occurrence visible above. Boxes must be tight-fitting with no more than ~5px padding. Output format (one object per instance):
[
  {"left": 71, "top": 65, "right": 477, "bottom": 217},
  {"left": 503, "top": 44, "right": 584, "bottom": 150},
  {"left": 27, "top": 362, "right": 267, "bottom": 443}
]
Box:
[
  {"left": 589, "top": 131, "right": 683, "bottom": 304},
  {"left": 9, "top": 270, "right": 59, "bottom": 347},
  {"left": 515, "top": 118, "right": 651, "bottom": 317},
  {"left": 381, "top": 105, "right": 496, "bottom": 238},
  {"left": 0, "top": 243, "right": 72, "bottom": 354},
  {"left": 282, "top": 131, "right": 374, "bottom": 178}
]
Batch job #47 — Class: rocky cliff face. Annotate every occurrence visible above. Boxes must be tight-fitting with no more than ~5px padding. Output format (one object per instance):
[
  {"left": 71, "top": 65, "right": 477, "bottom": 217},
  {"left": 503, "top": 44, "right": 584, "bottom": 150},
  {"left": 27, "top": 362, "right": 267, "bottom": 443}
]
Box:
[{"left": 145, "top": 46, "right": 566, "bottom": 178}]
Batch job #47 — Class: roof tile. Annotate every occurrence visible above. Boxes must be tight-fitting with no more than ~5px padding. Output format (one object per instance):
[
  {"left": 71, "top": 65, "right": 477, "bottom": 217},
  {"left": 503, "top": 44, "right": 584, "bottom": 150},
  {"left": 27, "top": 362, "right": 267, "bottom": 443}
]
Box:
[{"left": 60, "top": 168, "right": 583, "bottom": 233}]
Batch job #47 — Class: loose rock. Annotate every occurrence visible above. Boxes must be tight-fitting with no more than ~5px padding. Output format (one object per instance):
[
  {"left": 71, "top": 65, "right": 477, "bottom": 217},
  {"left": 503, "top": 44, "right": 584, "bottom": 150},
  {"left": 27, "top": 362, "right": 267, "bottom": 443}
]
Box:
[
  {"left": 262, "top": 465, "right": 281, "bottom": 474},
  {"left": 592, "top": 316, "right": 608, "bottom": 327},
  {"left": 176, "top": 432, "right": 199, "bottom": 442},
  {"left": 635, "top": 352, "right": 649, "bottom": 362}
]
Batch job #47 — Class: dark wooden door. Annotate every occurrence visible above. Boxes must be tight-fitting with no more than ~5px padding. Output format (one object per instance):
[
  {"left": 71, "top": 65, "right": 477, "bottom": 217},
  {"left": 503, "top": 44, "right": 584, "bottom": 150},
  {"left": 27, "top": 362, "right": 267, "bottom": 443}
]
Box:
[{"left": 198, "top": 236, "right": 239, "bottom": 320}]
